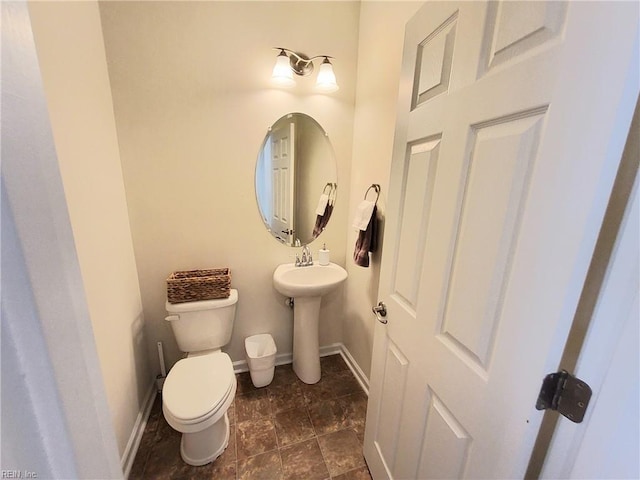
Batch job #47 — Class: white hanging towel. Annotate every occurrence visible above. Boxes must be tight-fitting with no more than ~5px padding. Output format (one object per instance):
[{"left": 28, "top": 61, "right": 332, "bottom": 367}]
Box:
[
  {"left": 352, "top": 200, "right": 376, "bottom": 231},
  {"left": 315, "top": 194, "right": 330, "bottom": 215}
]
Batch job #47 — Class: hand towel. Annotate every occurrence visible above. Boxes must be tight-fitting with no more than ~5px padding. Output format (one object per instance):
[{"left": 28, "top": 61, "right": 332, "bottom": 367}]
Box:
[
  {"left": 315, "top": 194, "right": 329, "bottom": 215},
  {"left": 312, "top": 214, "right": 324, "bottom": 238},
  {"left": 352, "top": 200, "right": 376, "bottom": 230},
  {"left": 312, "top": 202, "right": 334, "bottom": 239},
  {"left": 321, "top": 202, "right": 333, "bottom": 229},
  {"left": 353, "top": 205, "right": 378, "bottom": 267}
]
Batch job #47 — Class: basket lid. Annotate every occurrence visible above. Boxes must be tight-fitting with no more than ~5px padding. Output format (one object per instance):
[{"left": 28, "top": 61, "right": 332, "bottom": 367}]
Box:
[{"left": 166, "top": 289, "right": 238, "bottom": 312}]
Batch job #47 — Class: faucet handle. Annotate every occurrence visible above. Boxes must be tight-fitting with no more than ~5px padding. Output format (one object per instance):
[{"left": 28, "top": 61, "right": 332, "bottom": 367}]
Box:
[{"left": 295, "top": 254, "right": 301, "bottom": 266}]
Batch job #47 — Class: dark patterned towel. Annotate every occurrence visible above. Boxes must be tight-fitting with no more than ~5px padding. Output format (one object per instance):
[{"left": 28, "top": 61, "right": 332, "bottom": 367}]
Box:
[{"left": 353, "top": 205, "right": 377, "bottom": 267}]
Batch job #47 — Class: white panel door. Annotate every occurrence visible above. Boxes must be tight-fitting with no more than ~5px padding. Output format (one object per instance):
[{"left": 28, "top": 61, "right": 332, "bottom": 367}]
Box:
[
  {"left": 270, "top": 120, "right": 295, "bottom": 243},
  {"left": 364, "top": 2, "right": 638, "bottom": 479}
]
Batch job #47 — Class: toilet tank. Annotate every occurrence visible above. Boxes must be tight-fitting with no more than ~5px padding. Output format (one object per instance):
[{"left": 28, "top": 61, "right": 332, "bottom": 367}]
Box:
[{"left": 165, "top": 289, "right": 238, "bottom": 353}]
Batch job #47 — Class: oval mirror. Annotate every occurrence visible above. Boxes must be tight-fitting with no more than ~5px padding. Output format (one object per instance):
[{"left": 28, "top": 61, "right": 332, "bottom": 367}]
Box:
[{"left": 255, "top": 113, "right": 337, "bottom": 246}]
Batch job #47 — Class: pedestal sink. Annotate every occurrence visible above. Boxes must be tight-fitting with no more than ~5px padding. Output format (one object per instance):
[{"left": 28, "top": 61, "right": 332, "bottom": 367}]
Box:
[{"left": 273, "top": 262, "right": 347, "bottom": 384}]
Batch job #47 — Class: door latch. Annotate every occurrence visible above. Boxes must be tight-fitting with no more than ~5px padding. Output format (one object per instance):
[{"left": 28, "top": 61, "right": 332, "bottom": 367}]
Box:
[
  {"left": 536, "top": 370, "right": 592, "bottom": 423},
  {"left": 372, "top": 301, "right": 387, "bottom": 324}
]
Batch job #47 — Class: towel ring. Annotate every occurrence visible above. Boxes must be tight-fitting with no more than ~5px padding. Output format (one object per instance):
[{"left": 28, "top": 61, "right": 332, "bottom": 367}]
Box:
[
  {"left": 364, "top": 184, "right": 381, "bottom": 203},
  {"left": 323, "top": 183, "right": 333, "bottom": 194}
]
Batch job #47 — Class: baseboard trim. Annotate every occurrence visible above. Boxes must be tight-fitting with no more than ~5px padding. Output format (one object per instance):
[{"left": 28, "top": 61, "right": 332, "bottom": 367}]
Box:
[
  {"left": 121, "top": 381, "right": 157, "bottom": 479},
  {"left": 232, "top": 342, "right": 369, "bottom": 395},
  {"left": 339, "top": 345, "right": 370, "bottom": 396}
]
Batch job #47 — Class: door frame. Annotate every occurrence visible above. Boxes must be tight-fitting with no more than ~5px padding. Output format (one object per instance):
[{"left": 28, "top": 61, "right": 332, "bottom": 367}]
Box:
[
  {"left": 2, "top": 1, "right": 123, "bottom": 477},
  {"left": 533, "top": 99, "right": 640, "bottom": 478}
]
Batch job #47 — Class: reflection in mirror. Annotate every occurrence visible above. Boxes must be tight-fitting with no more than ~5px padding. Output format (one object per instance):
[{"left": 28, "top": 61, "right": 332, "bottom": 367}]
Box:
[{"left": 255, "top": 113, "right": 337, "bottom": 246}]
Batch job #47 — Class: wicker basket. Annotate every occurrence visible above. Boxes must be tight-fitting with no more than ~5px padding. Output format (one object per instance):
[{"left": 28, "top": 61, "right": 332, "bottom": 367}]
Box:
[{"left": 166, "top": 268, "right": 231, "bottom": 303}]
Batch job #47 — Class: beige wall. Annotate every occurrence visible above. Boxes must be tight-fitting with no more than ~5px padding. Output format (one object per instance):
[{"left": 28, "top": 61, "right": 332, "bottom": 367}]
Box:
[
  {"left": 98, "top": 1, "right": 360, "bottom": 370},
  {"left": 344, "top": 1, "right": 423, "bottom": 378},
  {"left": 28, "top": 1, "right": 149, "bottom": 459}
]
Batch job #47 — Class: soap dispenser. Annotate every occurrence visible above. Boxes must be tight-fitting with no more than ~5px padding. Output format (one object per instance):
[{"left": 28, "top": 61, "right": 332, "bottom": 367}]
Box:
[{"left": 318, "top": 243, "right": 330, "bottom": 266}]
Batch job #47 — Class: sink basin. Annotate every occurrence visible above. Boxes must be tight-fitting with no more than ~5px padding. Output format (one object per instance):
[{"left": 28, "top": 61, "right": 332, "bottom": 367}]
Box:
[{"left": 273, "top": 262, "right": 347, "bottom": 298}]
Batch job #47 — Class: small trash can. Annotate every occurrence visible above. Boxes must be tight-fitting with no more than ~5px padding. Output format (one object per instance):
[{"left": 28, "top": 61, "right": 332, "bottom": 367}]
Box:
[{"left": 245, "top": 334, "right": 277, "bottom": 388}]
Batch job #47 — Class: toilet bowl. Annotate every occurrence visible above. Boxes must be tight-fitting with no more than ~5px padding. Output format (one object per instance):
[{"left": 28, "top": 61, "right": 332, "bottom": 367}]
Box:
[
  {"left": 162, "top": 351, "right": 236, "bottom": 465},
  {"left": 162, "top": 289, "right": 238, "bottom": 466}
]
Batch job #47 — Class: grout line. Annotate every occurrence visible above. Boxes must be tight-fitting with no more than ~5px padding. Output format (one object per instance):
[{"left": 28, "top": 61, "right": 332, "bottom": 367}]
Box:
[
  {"left": 315, "top": 431, "right": 334, "bottom": 480},
  {"left": 232, "top": 412, "right": 238, "bottom": 480},
  {"left": 277, "top": 446, "right": 285, "bottom": 480}
]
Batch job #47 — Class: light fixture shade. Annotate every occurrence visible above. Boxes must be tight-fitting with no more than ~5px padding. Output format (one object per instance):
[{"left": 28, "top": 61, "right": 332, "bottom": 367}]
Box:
[
  {"left": 315, "top": 57, "right": 339, "bottom": 93},
  {"left": 272, "top": 51, "right": 295, "bottom": 87}
]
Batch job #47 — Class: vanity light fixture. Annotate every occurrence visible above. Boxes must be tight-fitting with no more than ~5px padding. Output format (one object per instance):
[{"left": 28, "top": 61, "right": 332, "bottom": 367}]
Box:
[{"left": 271, "top": 47, "right": 339, "bottom": 93}]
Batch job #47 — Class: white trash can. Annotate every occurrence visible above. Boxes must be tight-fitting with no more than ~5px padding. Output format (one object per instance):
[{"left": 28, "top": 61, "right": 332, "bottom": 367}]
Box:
[{"left": 245, "top": 334, "right": 277, "bottom": 388}]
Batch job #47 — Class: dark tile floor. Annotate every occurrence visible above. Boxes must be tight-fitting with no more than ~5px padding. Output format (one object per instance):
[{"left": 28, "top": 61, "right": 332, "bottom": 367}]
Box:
[{"left": 129, "top": 354, "right": 373, "bottom": 480}]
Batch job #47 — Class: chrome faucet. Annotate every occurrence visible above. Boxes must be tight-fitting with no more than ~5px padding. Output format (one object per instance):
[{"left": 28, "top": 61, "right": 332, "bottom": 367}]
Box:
[{"left": 296, "top": 245, "right": 313, "bottom": 267}]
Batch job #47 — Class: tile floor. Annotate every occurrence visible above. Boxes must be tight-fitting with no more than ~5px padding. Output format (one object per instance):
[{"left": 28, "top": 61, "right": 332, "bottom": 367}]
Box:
[{"left": 129, "top": 354, "right": 372, "bottom": 480}]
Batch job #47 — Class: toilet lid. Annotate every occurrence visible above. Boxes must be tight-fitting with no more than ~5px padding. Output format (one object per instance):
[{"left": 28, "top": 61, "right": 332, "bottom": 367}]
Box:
[{"left": 163, "top": 352, "right": 234, "bottom": 422}]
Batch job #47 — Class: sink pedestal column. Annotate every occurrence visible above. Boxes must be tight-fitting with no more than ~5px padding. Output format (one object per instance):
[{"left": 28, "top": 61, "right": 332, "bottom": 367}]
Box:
[{"left": 292, "top": 296, "right": 322, "bottom": 384}]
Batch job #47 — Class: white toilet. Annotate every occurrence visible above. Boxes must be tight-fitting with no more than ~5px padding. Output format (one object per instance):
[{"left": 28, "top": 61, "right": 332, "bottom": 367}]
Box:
[{"left": 162, "top": 289, "right": 238, "bottom": 466}]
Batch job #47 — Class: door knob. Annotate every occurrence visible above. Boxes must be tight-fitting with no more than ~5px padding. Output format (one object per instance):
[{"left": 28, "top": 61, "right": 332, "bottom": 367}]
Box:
[{"left": 372, "top": 301, "right": 387, "bottom": 324}]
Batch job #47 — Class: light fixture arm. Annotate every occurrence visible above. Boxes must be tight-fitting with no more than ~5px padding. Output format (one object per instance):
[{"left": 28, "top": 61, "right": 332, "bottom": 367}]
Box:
[{"left": 273, "top": 47, "right": 333, "bottom": 77}]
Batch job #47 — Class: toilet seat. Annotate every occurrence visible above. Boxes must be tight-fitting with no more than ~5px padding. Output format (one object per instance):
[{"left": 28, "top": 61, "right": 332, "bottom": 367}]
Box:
[{"left": 163, "top": 352, "right": 235, "bottom": 431}]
